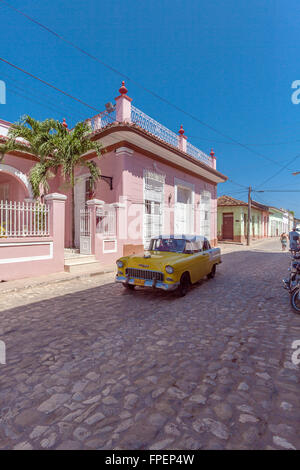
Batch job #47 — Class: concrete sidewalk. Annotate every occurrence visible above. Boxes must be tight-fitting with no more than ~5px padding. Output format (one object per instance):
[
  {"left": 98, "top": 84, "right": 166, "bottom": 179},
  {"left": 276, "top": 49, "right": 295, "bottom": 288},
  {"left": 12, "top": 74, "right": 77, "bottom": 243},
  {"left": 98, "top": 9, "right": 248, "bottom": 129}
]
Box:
[
  {"left": 0, "top": 264, "right": 115, "bottom": 294},
  {"left": 219, "top": 237, "right": 282, "bottom": 253}
]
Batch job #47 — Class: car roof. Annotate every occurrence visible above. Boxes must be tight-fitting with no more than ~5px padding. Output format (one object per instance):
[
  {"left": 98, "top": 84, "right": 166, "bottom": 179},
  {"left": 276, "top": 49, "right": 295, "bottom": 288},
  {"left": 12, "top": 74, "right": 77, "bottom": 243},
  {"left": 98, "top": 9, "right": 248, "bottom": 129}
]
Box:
[{"left": 151, "top": 235, "right": 208, "bottom": 242}]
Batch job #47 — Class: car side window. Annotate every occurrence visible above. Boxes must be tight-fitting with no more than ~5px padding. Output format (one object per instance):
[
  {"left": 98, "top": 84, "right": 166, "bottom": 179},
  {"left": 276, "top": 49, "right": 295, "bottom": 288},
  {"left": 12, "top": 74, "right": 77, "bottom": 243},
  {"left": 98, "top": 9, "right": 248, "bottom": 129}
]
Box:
[
  {"left": 184, "top": 242, "right": 193, "bottom": 254},
  {"left": 191, "top": 241, "right": 200, "bottom": 253},
  {"left": 203, "top": 240, "right": 211, "bottom": 251}
]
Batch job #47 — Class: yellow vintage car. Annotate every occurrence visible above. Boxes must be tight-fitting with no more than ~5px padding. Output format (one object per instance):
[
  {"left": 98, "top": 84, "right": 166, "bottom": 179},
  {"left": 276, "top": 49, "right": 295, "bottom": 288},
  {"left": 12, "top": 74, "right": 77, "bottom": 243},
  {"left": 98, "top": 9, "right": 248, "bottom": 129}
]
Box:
[{"left": 115, "top": 235, "right": 221, "bottom": 296}]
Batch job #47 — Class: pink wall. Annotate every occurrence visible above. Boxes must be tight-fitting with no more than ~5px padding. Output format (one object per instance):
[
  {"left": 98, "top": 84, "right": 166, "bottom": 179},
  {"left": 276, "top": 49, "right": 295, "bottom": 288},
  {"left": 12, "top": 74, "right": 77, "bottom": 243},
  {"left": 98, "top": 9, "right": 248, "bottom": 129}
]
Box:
[
  {"left": 119, "top": 148, "right": 218, "bottom": 244},
  {"left": 0, "top": 172, "right": 27, "bottom": 201},
  {"left": 0, "top": 154, "right": 36, "bottom": 201},
  {"left": 1, "top": 154, "right": 35, "bottom": 175}
]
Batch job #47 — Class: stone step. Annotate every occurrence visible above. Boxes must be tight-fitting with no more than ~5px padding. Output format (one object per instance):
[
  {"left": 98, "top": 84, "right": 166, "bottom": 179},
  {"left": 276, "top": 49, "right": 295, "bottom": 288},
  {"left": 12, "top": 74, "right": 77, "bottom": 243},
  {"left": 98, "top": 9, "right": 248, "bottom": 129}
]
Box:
[
  {"left": 64, "top": 248, "right": 80, "bottom": 256},
  {"left": 64, "top": 255, "right": 96, "bottom": 265},
  {"left": 64, "top": 260, "right": 104, "bottom": 274}
]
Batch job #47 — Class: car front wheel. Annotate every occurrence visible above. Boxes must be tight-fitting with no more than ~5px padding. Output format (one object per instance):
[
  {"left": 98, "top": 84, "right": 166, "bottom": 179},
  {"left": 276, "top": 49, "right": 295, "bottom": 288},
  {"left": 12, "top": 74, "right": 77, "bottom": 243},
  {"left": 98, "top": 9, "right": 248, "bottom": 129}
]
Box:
[
  {"left": 178, "top": 273, "right": 190, "bottom": 297},
  {"left": 123, "top": 283, "right": 135, "bottom": 290}
]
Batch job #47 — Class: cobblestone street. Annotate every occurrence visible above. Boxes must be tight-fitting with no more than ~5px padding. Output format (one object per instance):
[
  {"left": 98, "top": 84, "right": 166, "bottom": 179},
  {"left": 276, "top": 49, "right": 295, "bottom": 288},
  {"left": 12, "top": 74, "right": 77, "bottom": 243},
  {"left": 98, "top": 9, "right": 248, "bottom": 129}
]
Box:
[{"left": 0, "top": 239, "right": 299, "bottom": 450}]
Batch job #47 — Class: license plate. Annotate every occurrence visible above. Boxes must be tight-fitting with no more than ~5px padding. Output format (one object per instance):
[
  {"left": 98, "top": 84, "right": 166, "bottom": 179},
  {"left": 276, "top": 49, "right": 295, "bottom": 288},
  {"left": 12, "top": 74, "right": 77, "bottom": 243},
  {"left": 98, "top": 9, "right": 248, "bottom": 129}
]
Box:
[{"left": 134, "top": 279, "right": 145, "bottom": 286}]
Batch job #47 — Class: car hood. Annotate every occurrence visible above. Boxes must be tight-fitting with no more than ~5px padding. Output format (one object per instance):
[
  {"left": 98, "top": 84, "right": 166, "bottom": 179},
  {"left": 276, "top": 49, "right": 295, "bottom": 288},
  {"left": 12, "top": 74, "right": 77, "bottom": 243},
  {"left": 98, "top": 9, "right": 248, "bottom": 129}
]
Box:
[{"left": 125, "top": 251, "right": 185, "bottom": 270}]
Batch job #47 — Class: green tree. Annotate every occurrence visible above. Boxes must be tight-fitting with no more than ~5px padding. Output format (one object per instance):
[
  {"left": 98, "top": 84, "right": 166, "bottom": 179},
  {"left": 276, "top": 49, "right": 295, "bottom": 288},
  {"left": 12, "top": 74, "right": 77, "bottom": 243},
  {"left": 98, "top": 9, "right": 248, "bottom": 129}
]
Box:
[
  {"left": 46, "top": 120, "right": 102, "bottom": 247},
  {"left": 0, "top": 115, "right": 102, "bottom": 247}
]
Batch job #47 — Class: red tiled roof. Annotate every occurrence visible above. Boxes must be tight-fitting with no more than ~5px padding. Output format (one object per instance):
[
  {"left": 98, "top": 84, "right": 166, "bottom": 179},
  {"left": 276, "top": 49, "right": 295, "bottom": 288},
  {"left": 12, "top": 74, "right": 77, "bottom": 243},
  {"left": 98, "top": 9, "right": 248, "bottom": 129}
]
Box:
[
  {"left": 218, "top": 195, "right": 248, "bottom": 207},
  {"left": 218, "top": 195, "right": 268, "bottom": 211}
]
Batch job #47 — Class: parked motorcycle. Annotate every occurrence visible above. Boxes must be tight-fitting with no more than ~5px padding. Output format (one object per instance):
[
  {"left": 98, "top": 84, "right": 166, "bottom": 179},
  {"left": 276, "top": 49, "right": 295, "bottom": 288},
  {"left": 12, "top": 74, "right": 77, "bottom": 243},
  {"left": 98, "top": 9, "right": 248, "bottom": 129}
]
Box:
[{"left": 283, "top": 251, "right": 300, "bottom": 313}]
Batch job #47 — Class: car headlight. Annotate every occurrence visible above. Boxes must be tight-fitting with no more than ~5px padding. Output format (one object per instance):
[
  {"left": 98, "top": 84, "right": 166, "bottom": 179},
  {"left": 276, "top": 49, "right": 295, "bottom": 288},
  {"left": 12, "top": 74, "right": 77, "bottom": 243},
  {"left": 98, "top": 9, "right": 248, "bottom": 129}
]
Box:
[
  {"left": 117, "top": 260, "right": 124, "bottom": 268},
  {"left": 165, "top": 265, "right": 174, "bottom": 274}
]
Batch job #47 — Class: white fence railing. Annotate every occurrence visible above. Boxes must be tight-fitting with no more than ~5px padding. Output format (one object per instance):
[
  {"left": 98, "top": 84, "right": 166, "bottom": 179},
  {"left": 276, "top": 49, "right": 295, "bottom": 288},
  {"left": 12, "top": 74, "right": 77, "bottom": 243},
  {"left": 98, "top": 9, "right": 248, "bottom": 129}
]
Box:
[{"left": 0, "top": 201, "right": 50, "bottom": 238}]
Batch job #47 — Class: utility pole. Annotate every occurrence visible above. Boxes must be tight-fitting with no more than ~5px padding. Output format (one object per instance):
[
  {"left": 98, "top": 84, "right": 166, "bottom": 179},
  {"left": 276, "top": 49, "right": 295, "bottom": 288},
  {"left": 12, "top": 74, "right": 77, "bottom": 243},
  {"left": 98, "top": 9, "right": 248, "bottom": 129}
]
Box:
[{"left": 247, "top": 186, "right": 252, "bottom": 246}]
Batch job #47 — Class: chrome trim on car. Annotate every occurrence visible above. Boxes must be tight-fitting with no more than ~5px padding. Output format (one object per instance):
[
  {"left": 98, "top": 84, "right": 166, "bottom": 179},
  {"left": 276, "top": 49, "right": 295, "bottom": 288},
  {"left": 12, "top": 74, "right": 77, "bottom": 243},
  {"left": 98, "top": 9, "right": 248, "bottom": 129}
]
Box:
[
  {"left": 125, "top": 268, "right": 164, "bottom": 282},
  {"left": 115, "top": 275, "right": 179, "bottom": 291}
]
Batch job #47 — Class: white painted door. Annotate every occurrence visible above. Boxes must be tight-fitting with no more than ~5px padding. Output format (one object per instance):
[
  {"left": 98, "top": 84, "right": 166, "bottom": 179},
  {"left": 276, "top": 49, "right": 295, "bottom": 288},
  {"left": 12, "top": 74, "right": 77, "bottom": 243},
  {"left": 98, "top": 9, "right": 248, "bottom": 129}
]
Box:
[
  {"left": 80, "top": 208, "right": 91, "bottom": 254},
  {"left": 74, "top": 176, "right": 87, "bottom": 248},
  {"left": 175, "top": 186, "right": 192, "bottom": 234},
  {"left": 143, "top": 172, "right": 164, "bottom": 249}
]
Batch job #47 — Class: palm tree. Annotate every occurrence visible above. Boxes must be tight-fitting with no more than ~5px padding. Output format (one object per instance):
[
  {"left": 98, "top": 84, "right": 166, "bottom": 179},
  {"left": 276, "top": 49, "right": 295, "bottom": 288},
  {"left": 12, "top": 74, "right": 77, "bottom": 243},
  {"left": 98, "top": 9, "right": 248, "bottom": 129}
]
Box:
[
  {"left": 1, "top": 115, "right": 102, "bottom": 247},
  {"left": 0, "top": 115, "right": 62, "bottom": 196},
  {"left": 46, "top": 120, "right": 102, "bottom": 247}
]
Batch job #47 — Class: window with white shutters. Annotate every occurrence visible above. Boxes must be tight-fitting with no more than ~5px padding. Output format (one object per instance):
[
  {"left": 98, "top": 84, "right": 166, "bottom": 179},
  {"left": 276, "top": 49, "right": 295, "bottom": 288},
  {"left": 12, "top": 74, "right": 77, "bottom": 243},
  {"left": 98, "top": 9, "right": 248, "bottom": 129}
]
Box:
[
  {"left": 143, "top": 170, "right": 165, "bottom": 248},
  {"left": 200, "top": 190, "right": 211, "bottom": 239}
]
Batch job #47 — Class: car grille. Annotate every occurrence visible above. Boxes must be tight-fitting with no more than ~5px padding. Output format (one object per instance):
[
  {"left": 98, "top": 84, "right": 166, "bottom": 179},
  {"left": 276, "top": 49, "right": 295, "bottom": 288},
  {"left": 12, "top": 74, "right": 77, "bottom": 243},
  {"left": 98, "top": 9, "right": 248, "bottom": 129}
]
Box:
[{"left": 125, "top": 268, "right": 164, "bottom": 282}]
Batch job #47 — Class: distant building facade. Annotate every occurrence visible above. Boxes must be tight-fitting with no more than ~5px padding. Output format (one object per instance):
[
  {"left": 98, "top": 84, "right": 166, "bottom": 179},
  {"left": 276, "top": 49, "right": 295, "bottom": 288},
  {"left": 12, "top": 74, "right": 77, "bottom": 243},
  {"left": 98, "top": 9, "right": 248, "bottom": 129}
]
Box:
[
  {"left": 218, "top": 195, "right": 295, "bottom": 242},
  {"left": 217, "top": 195, "right": 269, "bottom": 243}
]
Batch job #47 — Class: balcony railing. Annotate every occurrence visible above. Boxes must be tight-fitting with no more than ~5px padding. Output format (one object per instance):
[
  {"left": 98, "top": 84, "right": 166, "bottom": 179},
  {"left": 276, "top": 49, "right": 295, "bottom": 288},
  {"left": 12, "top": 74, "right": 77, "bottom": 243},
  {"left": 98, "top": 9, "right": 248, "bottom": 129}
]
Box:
[
  {"left": 186, "top": 141, "right": 212, "bottom": 167},
  {"left": 86, "top": 105, "right": 213, "bottom": 168},
  {"left": 131, "top": 105, "right": 179, "bottom": 148},
  {"left": 87, "top": 109, "right": 116, "bottom": 132}
]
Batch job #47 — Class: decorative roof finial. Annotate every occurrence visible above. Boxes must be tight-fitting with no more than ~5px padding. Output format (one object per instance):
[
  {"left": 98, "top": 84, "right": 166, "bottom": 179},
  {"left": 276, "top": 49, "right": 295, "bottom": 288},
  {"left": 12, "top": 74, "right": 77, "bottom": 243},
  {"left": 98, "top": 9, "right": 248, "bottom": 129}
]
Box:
[
  {"left": 62, "top": 118, "right": 68, "bottom": 129},
  {"left": 119, "top": 81, "right": 128, "bottom": 95},
  {"left": 210, "top": 148, "right": 215, "bottom": 158},
  {"left": 178, "top": 124, "right": 185, "bottom": 135}
]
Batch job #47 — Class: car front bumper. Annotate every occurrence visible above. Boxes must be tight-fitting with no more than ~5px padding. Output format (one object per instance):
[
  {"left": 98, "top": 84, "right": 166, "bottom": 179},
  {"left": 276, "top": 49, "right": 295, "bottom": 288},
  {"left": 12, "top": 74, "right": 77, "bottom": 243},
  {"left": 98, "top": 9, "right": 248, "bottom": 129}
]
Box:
[{"left": 116, "top": 275, "right": 179, "bottom": 291}]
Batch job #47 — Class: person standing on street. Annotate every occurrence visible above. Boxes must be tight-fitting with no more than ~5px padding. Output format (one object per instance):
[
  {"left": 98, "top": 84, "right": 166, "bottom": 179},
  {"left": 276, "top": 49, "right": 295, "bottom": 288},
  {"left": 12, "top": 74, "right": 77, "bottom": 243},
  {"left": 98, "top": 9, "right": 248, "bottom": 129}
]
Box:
[
  {"left": 280, "top": 232, "right": 288, "bottom": 251},
  {"left": 289, "top": 226, "right": 300, "bottom": 253}
]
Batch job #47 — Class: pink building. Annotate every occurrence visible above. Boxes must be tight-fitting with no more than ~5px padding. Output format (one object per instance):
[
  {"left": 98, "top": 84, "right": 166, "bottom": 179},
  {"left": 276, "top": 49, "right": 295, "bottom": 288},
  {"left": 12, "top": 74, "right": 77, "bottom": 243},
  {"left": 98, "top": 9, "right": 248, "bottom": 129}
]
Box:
[{"left": 0, "top": 83, "right": 227, "bottom": 280}]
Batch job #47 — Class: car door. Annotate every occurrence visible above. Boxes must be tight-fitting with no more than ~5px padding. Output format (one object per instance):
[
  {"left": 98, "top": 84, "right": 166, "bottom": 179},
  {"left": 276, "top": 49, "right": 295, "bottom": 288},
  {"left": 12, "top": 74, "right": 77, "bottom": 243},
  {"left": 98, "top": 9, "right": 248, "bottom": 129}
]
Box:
[
  {"left": 202, "top": 239, "right": 214, "bottom": 276},
  {"left": 187, "top": 240, "right": 208, "bottom": 282}
]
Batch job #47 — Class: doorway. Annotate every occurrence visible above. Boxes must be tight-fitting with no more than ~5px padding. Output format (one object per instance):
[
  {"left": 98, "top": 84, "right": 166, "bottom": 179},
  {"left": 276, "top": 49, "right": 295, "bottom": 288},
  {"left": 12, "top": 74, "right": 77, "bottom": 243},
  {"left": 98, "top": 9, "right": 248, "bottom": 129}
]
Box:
[
  {"left": 74, "top": 175, "right": 90, "bottom": 248},
  {"left": 222, "top": 213, "right": 234, "bottom": 240},
  {"left": 175, "top": 185, "right": 193, "bottom": 234}
]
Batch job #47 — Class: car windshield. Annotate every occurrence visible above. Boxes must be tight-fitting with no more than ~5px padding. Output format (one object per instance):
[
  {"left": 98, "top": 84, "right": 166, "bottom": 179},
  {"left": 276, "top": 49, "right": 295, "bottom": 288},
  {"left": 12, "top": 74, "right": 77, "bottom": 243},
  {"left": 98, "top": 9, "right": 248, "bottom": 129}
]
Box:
[{"left": 150, "top": 238, "right": 186, "bottom": 253}]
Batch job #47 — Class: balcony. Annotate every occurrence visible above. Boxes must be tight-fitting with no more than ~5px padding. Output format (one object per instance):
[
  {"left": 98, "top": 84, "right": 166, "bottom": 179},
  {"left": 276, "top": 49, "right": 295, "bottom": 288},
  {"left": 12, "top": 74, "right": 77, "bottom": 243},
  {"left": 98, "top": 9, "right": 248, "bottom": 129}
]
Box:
[{"left": 86, "top": 105, "right": 214, "bottom": 168}]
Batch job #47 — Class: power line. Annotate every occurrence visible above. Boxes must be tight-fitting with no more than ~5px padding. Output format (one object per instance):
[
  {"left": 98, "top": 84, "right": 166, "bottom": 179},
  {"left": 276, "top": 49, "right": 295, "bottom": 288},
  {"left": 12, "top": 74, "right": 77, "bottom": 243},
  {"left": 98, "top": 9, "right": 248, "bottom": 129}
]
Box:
[
  {"left": 1, "top": 71, "right": 88, "bottom": 119},
  {"left": 226, "top": 178, "right": 248, "bottom": 189},
  {"left": 0, "top": 57, "right": 102, "bottom": 113},
  {"left": 1, "top": 0, "right": 299, "bottom": 175},
  {"left": 4, "top": 77, "right": 84, "bottom": 120},
  {"left": 6, "top": 86, "right": 73, "bottom": 117},
  {"left": 254, "top": 189, "right": 300, "bottom": 193},
  {"left": 189, "top": 134, "right": 300, "bottom": 147},
  {"left": 255, "top": 153, "right": 300, "bottom": 189}
]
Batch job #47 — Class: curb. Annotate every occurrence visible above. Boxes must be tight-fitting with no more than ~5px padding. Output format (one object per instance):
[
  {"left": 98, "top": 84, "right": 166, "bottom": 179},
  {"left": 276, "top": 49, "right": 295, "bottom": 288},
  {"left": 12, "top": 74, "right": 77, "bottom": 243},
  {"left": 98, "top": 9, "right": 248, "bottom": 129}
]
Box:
[{"left": 0, "top": 267, "right": 115, "bottom": 294}]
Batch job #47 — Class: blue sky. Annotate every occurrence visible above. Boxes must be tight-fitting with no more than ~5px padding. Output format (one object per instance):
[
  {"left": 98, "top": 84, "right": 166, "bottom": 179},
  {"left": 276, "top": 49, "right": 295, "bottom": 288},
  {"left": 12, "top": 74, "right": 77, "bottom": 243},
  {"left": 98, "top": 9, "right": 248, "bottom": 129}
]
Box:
[{"left": 1, "top": 0, "right": 300, "bottom": 216}]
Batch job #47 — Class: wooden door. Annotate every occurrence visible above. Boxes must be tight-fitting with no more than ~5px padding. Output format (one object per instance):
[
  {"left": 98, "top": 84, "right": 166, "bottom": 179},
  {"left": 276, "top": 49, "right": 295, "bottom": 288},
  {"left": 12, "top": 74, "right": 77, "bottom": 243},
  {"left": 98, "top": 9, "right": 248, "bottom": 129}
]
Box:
[{"left": 222, "top": 213, "right": 234, "bottom": 240}]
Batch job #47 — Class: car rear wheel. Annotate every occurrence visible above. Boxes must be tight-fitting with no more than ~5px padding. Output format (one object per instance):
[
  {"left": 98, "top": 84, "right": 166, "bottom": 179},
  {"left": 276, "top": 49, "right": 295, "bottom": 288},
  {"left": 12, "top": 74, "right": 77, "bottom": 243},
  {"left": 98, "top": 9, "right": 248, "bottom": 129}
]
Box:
[
  {"left": 123, "top": 283, "right": 135, "bottom": 290},
  {"left": 207, "top": 264, "right": 216, "bottom": 279},
  {"left": 178, "top": 273, "right": 190, "bottom": 297}
]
